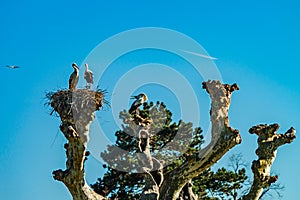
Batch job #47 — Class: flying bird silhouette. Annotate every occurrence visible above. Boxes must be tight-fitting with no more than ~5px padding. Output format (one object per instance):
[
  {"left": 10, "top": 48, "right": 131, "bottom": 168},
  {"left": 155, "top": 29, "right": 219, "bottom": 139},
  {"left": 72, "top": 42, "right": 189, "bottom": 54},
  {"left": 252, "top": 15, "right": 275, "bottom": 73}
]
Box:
[
  {"left": 129, "top": 93, "right": 148, "bottom": 114},
  {"left": 69, "top": 63, "right": 79, "bottom": 91},
  {"left": 84, "top": 63, "right": 94, "bottom": 89},
  {"left": 5, "top": 65, "right": 20, "bottom": 69}
]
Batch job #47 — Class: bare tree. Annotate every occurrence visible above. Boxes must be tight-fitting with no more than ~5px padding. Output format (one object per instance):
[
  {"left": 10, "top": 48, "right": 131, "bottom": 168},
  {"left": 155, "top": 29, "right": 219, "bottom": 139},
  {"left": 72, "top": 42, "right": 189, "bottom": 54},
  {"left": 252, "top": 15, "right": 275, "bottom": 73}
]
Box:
[
  {"left": 259, "top": 182, "right": 285, "bottom": 200},
  {"left": 228, "top": 153, "right": 249, "bottom": 173}
]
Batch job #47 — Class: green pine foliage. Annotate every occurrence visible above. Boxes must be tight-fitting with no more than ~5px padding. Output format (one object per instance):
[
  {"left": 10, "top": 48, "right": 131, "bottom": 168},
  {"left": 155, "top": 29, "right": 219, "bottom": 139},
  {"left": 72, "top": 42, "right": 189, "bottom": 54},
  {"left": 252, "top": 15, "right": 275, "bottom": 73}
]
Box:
[{"left": 193, "top": 168, "right": 247, "bottom": 200}]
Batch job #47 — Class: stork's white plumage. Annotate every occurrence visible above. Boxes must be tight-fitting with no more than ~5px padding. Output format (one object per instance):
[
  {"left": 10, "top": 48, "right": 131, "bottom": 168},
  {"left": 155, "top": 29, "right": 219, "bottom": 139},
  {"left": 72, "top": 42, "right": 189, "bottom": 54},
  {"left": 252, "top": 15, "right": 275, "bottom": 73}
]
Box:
[
  {"left": 69, "top": 63, "right": 79, "bottom": 91},
  {"left": 84, "top": 63, "right": 94, "bottom": 89},
  {"left": 129, "top": 93, "right": 148, "bottom": 114}
]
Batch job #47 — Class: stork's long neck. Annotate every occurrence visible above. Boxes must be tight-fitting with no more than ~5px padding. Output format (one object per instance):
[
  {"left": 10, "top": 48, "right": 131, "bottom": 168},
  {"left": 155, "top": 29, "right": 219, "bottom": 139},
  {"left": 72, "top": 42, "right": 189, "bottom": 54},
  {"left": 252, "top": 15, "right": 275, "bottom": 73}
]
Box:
[{"left": 74, "top": 66, "right": 79, "bottom": 74}]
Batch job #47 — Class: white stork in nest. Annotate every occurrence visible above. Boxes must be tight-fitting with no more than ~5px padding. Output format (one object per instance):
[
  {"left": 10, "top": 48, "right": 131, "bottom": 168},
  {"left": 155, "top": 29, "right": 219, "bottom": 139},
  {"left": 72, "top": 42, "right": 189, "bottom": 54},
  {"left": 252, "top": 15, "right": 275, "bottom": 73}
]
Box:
[
  {"left": 84, "top": 63, "right": 94, "bottom": 89},
  {"left": 69, "top": 63, "right": 79, "bottom": 91}
]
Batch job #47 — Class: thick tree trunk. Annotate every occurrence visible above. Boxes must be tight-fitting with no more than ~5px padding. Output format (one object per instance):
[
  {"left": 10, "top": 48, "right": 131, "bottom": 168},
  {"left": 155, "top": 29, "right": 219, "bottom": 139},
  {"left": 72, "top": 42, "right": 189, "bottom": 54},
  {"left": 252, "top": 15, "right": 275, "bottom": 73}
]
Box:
[
  {"left": 159, "top": 80, "right": 241, "bottom": 200},
  {"left": 242, "top": 124, "right": 295, "bottom": 200},
  {"left": 50, "top": 90, "right": 106, "bottom": 200}
]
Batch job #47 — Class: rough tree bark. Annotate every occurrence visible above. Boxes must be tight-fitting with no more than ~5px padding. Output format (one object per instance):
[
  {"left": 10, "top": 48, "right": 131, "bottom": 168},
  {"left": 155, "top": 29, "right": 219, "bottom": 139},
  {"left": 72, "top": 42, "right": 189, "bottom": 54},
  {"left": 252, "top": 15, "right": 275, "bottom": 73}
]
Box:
[
  {"left": 48, "top": 81, "right": 296, "bottom": 200},
  {"left": 159, "top": 80, "right": 241, "bottom": 200},
  {"left": 242, "top": 124, "right": 296, "bottom": 200},
  {"left": 50, "top": 89, "right": 106, "bottom": 200}
]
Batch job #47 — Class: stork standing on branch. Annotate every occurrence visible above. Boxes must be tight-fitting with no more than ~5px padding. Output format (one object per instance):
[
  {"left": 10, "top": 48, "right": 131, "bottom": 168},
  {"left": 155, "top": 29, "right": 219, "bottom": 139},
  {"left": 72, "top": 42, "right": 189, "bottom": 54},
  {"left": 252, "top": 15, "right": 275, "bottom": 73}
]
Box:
[
  {"left": 129, "top": 93, "right": 148, "bottom": 114},
  {"left": 84, "top": 63, "right": 94, "bottom": 89},
  {"left": 69, "top": 63, "right": 79, "bottom": 92}
]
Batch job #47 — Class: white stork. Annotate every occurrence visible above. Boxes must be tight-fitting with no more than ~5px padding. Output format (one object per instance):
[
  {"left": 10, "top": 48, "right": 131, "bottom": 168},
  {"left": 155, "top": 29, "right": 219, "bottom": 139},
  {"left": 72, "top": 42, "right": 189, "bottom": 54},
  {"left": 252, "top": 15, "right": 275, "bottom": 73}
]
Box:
[
  {"left": 84, "top": 63, "right": 94, "bottom": 89},
  {"left": 5, "top": 65, "right": 20, "bottom": 69},
  {"left": 129, "top": 93, "right": 148, "bottom": 114},
  {"left": 69, "top": 63, "right": 79, "bottom": 91}
]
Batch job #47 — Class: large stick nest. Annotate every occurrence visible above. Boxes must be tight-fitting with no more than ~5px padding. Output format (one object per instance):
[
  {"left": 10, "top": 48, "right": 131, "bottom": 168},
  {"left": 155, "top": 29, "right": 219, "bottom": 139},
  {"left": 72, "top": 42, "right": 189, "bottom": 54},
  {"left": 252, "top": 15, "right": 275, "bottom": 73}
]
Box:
[{"left": 46, "top": 89, "right": 105, "bottom": 123}]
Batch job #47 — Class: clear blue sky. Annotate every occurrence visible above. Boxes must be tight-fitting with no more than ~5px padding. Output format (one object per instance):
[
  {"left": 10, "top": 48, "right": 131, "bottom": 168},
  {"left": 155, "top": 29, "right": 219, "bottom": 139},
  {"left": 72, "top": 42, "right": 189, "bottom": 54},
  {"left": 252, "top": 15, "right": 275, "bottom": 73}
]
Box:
[{"left": 0, "top": 0, "right": 299, "bottom": 199}]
